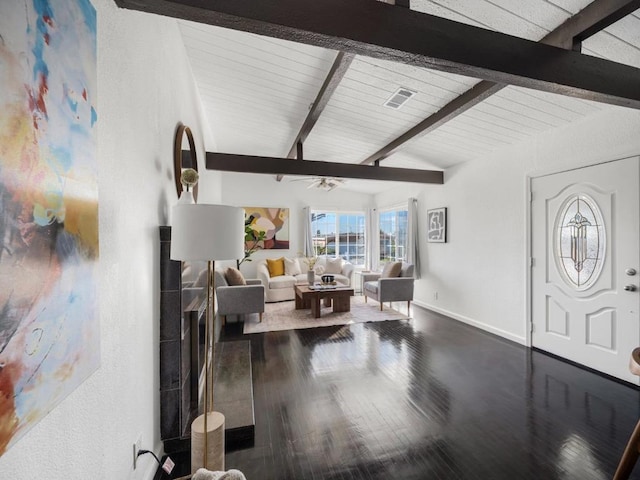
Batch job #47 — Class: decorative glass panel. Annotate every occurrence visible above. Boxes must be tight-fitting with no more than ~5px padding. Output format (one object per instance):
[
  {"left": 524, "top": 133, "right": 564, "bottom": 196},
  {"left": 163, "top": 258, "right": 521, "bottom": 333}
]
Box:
[{"left": 554, "top": 194, "right": 606, "bottom": 290}]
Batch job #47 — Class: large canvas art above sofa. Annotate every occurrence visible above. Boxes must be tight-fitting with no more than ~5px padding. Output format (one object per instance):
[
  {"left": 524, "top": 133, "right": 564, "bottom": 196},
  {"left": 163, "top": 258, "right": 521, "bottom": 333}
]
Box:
[
  {"left": 0, "top": 0, "right": 98, "bottom": 455},
  {"left": 243, "top": 207, "right": 290, "bottom": 250}
]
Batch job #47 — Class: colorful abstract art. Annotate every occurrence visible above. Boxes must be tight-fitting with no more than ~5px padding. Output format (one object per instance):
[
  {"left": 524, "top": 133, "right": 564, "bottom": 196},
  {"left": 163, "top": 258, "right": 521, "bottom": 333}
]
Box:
[
  {"left": 243, "top": 207, "right": 290, "bottom": 250},
  {"left": 0, "top": 0, "right": 98, "bottom": 455}
]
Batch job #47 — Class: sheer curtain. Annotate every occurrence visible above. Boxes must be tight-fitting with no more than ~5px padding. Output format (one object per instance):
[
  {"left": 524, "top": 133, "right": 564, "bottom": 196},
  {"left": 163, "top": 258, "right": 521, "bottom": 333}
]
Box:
[
  {"left": 407, "top": 198, "right": 421, "bottom": 279},
  {"left": 366, "top": 207, "right": 379, "bottom": 271},
  {"left": 302, "top": 206, "right": 313, "bottom": 256}
]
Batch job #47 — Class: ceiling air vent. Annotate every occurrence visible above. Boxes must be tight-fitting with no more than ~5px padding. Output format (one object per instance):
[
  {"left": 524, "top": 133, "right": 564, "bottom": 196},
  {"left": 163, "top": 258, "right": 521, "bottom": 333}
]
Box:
[{"left": 384, "top": 87, "right": 417, "bottom": 109}]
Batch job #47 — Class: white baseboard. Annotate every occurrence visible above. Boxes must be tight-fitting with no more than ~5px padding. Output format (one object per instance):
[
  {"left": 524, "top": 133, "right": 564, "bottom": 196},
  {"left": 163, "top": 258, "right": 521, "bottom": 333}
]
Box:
[{"left": 413, "top": 300, "right": 527, "bottom": 346}]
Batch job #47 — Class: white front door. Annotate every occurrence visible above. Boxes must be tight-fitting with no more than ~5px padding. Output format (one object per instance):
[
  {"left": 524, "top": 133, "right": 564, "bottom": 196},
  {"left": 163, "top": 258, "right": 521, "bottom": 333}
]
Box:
[{"left": 531, "top": 157, "right": 640, "bottom": 384}]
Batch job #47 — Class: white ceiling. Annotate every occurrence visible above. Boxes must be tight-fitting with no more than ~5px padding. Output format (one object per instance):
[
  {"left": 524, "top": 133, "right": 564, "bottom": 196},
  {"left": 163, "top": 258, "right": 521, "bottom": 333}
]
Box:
[{"left": 177, "top": 1, "right": 640, "bottom": 194}]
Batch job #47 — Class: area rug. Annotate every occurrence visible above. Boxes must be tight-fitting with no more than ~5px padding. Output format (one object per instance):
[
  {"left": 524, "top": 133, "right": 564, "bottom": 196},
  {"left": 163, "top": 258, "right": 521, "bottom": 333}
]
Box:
[{"left": 243, "top": 295, "right": 410, "bottom": 334}]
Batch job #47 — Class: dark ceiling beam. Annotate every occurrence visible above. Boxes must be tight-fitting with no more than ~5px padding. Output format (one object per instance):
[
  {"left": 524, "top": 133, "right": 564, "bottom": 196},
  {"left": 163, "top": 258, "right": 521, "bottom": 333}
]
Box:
[
  {"left": 543, "top": 0, "right": 640, "bottom": 50},
  {"left": 206, "top": 152, "right": 444, "bottom": 184},
  {"left": 276, "top": 51, "right": 354, "bottom": 181},
  {"left": 114, "top": 0, "right": 640, "bottom": 109},
  {"left": 360, "top": 0, "right": 640, "bottom": 165}
]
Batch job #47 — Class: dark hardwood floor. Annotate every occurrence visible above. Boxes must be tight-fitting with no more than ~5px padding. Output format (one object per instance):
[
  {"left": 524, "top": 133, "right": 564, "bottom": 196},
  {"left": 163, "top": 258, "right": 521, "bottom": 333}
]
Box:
[{"left": 163, "top": 303, "right": 640, "bottom": 479}]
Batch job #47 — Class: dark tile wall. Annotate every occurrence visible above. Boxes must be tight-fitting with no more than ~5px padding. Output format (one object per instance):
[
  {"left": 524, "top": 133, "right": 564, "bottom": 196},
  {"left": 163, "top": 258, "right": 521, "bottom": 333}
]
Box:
[{"left": 159, "top": 226, "right": 198, "bottom": 452}]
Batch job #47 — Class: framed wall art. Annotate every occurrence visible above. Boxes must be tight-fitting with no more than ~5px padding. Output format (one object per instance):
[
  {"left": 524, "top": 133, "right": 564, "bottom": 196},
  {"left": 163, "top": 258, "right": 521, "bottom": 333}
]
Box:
[
  {"left": 0, "top": 0, "right": 99, "bottom": 456},
  {"left": 243, "top": 207, "right": 290, "bottom": 250},
  {"left": 427, "top": 207, "right": 447, "bottom": 243}
]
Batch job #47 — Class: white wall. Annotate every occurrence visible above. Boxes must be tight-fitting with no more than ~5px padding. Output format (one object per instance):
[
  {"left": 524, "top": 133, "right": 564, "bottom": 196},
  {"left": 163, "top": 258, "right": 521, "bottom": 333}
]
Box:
[
  {"left": 377, "top": 106, "right": 640, "bottom": 344},
  {"left": 0, "top": 1, "right": 213, "bottom": 479},
  {"left": 219, "top": 172, "right": 374, "bottom": 277}
]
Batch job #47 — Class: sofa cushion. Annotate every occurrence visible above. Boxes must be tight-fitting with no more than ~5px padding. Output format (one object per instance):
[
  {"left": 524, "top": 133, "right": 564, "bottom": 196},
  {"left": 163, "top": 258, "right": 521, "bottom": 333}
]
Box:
[
  {"left": 294, "top": 273, "right": 312, "bottom": 284},
  {"left": 224, "top": 267, "right": 246, "bottom": 286},
  {"left": 324, "top": 257, "right": 343, "bottom": 274},
  {"left": 266, "top": 257, "right": 285, "bottom": 277},
  {"left": 284, "top": 257, "right": 302, "bottom": 276},
  {"left": 268, "top": 275, "right": 296, "bottom": 289},
  {"left": 313, "top": 264, "right": 325, "bottom": 275},
  {"left": 381, "top": 261, "right": 402, "bottom": 278},
  {"left": 332, "top": 274, "right": 349, "bottom": 286}
]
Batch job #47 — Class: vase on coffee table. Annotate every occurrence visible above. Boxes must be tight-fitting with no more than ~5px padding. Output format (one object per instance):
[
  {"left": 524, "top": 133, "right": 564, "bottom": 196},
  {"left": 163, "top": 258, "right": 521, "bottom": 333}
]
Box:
[{"left": 307, "top": 270, "right": 315, "bottom": 285}]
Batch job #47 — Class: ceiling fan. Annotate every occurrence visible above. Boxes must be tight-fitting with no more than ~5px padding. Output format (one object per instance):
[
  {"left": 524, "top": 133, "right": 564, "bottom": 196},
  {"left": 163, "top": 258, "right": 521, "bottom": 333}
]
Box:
[{"left": 290, "top": 176, "right": 346, "bottom": 191}]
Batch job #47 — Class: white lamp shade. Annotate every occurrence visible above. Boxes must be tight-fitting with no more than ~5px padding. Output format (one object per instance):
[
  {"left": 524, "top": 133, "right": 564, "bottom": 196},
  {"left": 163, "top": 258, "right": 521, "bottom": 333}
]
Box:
[{"left": 170, "top": 204, "right": 244, "bottom": 261}]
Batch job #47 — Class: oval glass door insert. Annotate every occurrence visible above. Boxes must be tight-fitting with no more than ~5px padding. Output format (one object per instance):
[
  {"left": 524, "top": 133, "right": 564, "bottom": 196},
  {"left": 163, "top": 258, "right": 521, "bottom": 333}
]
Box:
[{"left": 554, "top": 194, "right": 606, "bottom": 290}]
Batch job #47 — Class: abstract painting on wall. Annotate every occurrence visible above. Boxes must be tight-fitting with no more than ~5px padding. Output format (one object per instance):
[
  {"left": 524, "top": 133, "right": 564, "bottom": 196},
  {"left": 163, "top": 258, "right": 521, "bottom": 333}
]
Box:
[
  {"left": 427, "top": 207, "right": 447, "bottom": 243},
  {"left": 0, "top": 0, "right": 98, "bottom": 455},
  {"left": 243, "top": 207, "right": 290, "bottom": 250}
]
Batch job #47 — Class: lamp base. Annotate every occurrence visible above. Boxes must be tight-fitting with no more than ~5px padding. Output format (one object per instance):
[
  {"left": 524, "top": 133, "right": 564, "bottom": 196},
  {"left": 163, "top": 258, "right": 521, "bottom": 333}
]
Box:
[{"left": 191, "top": 411, "right": 225, "bottom": 473}]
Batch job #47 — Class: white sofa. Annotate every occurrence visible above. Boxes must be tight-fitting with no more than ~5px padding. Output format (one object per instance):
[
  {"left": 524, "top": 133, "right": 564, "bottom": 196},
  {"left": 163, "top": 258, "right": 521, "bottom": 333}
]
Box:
[{"left": 256, "top": 256, "right": 355, "bottom": 303}]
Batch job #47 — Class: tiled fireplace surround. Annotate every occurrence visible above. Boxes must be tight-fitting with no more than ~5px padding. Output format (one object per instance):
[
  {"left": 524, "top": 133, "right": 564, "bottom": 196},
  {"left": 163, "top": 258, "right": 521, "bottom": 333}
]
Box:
[{"left": 159, "top": 226, "right": 255, "bottom": 455}]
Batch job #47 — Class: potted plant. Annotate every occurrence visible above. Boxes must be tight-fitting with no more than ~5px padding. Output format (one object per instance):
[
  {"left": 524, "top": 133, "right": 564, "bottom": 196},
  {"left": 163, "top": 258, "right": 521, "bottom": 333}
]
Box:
[
  {"left": 299, "top": 253, "right": 319, "bottom": 285},
  {"left": 237, "top": 222, "right": 267, "bottom": 268}
]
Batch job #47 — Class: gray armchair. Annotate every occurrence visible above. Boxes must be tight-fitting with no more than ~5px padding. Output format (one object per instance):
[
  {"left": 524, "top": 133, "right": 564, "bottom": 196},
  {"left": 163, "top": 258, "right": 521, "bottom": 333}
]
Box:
[
  {"left": 214, "top": 269, "right": 265, "bottom": 324},
  {"left": 362, "top": 263, "right": 414, "bottom": 311}
]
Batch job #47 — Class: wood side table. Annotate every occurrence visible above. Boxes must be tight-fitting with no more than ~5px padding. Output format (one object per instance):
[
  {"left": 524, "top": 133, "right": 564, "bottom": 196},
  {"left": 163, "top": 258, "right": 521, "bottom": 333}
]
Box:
[{"left": 294, "top": 285, "right": 354, "bottom": 318}]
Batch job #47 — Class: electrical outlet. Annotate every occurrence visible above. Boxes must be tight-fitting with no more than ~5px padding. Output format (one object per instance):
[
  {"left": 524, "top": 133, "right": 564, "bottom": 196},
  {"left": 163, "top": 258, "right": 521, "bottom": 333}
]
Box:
[{"left": 133, "top": 434, "right": 142, "bottom": 470}]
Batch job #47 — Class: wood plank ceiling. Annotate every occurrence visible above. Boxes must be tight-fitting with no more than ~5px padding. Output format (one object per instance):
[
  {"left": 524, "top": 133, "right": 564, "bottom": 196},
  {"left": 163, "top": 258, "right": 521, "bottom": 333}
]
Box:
[{"left": 174, "top": 0, "right": 640, "bottom": 193}]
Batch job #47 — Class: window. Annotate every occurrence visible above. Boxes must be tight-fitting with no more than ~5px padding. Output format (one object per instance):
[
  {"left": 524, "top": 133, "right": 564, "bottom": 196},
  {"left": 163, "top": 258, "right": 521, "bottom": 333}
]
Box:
[
  {"left": 379, "top": 207, "right": 408, "bottom": 263},
  {"left": 311, "top": 211, "right": 365, "bottom": 266}
]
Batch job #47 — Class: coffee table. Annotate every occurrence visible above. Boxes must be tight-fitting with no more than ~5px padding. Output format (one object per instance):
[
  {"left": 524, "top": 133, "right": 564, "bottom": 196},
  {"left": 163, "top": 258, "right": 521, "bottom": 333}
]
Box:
[{"left": 294, "top": 284, "right": 355, "bottom": 318}]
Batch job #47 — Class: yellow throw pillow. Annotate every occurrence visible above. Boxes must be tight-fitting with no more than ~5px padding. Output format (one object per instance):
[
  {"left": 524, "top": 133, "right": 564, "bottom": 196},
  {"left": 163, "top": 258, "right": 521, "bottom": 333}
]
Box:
[{"left": 266, "top": 257, "right": 285, "bottom": 277}]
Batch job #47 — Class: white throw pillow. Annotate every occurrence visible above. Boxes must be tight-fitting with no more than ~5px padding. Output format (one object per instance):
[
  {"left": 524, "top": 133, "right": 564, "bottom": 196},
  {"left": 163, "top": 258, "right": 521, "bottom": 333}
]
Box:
[
  {"left": 313, "top": 265, "right": 325, "bottom": 275},
  {"left": 284, "top": 257, "right": 302, "bottom": 276},
  {"left": 324, "top": 257, "right": 343, "bottom": 274}
]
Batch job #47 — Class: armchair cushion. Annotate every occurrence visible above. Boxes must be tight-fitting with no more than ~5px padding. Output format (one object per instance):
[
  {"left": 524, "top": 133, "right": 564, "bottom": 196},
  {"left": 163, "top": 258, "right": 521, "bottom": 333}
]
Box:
[
  {"left": 400, "top": 263, "right": 415, "bottom": 277},
  {"left": 224, "top": 267, "right": 246, "bottom": 286},
  {"left": 266, "top": 257, "right": 285, "bottom": 277}
]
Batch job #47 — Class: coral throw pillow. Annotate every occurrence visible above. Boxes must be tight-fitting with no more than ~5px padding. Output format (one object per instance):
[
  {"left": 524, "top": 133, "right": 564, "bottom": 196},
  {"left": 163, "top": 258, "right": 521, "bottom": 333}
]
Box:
[
  {"left": 381, "top": 261, "right": 402, "bottom": 278},
  {"left": 284, "top": 257, "right": 302, "bottom": 276},
  {"left": 225, "top": 267, "right": 246, "bottom": 286},
  {"left": 266, "top": 257, "right": 285, "bottom": 277},
  {"left": 324, "top": 257, "right": 343, "bottom": 274}
]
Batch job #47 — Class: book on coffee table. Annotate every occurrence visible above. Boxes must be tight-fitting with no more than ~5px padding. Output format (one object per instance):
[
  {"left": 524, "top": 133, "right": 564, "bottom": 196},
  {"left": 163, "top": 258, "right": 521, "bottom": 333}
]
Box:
[{"left": 308, "top": 283, "right": 341, "bottom": 290}]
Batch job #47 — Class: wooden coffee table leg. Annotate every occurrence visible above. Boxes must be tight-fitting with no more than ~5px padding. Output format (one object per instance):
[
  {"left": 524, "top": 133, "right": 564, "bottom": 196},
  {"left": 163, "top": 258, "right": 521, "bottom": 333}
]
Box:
[
  {"left": 295, "top": 292, "right": 302, "bottom": 310},
  {"left": 333, "top": 293, "right": 351, "bottom": 313},
  {"left": 311, "top": 296, "right": 321, "bottom": 318}
]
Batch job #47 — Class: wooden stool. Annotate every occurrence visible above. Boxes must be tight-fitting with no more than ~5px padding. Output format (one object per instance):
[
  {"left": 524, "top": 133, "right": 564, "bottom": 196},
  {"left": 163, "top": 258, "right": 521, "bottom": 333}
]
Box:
[{"left": 613, "top": 348, "right": 640, "bottom": 479}]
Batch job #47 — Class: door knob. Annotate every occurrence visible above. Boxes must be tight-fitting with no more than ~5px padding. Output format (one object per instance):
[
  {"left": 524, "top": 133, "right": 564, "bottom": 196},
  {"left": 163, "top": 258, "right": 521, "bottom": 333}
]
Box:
[
  {"left": 624, "top": 284, "right": 637, "bottom": 292},
  {"left": 626, "top": 268, "right": 637, "bottom": 276}
]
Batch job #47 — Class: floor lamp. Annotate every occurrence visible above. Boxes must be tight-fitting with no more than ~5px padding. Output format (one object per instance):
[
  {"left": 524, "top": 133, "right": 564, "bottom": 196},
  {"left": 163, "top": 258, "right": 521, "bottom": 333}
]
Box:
[{"left": 170, "top": 203, "right": 244, "bottom": 473}]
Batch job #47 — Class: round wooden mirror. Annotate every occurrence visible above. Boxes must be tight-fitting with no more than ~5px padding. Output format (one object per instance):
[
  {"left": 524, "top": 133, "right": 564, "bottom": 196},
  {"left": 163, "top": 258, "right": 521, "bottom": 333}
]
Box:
[{"left": 173, "top": 124, "right": 199, "bottom": 202}]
